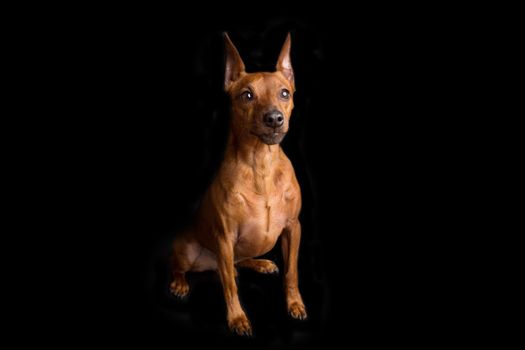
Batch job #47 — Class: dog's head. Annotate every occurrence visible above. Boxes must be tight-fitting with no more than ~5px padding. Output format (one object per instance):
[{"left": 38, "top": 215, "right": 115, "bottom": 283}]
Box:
[{"left": 224, "top": 33, "right": 295, "bottom": 145}]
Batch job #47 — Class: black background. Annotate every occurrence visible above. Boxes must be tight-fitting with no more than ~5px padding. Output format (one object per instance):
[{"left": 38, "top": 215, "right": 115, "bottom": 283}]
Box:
[{"left": 51, "top": 4, "right": 473, "bottom": 348}]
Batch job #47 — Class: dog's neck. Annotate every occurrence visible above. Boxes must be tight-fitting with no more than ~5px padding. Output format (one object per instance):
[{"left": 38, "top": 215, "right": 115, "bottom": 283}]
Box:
[
  {"left": 226, "top": 132, "right": 279, "bottom": 168},
  {"left": 226, "top": 132, "right": 280, "bottom": 194}
]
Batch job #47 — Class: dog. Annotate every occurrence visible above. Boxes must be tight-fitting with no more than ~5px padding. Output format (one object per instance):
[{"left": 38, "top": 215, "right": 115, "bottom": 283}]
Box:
[{"left": 169, "top": 32, "right": 306, "bottom": 336}]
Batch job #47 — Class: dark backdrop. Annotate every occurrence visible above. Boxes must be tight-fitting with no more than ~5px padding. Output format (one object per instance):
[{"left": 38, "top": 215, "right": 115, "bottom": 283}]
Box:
[{"left": 64, "top": 5, "right": 465, "bottom": 349}]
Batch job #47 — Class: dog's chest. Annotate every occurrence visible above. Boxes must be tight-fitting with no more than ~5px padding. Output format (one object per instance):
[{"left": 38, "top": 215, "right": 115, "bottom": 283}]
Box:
[{"left": 233, "top": 189, "right": 293, "bottom": 258}]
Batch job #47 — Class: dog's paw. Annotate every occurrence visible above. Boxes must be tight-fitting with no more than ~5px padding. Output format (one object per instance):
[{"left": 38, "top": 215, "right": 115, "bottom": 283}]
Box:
[
  {"left": 228, "top": 314, "right": 252, "bottom": 336},
  {"left": 288, "top": 301, "right": 307, "bottom": 320},
  {"left": 237, "top": 259, "right": 279, "bottom": 274},
  {"left": 169, "top": 278, "right": 189, "bottom": 298},
  {"left": 254, "top": 260, "right": 279, "bottom": 274}
]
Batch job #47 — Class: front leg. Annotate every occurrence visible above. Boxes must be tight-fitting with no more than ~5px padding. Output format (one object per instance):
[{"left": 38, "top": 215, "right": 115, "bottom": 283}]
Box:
[
  {"left": 216, "top": 237, "right": 252, "bottom": 336},
  {"left": 281, "top": 219, "right": 307, "bottom": 320}
]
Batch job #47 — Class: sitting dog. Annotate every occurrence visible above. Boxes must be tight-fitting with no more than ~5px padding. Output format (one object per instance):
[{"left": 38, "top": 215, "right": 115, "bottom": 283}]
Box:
[{"left": 170, "top": 33, "right": 306, "bottom": 336}]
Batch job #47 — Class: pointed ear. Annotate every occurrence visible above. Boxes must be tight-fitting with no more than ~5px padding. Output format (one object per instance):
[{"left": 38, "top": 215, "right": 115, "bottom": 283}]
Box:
[
  {"left": 276, "top": 32, "right": 294, "bottom": 88},
  {"left": 224, "top": 33, "right": 245, "bottom": 91}
]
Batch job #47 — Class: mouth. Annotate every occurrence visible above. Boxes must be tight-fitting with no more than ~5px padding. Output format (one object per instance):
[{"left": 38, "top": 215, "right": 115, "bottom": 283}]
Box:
[{"left": 252, "top": 131, "right": 286, "bottom": 145}]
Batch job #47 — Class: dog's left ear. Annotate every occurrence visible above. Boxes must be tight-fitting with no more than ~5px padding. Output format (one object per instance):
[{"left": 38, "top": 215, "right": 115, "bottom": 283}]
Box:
[{"left": 276, "top": 32, "right": 294, "bottom": 89}]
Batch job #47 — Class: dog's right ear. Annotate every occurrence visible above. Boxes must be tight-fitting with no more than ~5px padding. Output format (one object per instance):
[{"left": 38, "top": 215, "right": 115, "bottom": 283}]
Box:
[{"left": 224, "top": 33, "right": 246, "bottom": 91}]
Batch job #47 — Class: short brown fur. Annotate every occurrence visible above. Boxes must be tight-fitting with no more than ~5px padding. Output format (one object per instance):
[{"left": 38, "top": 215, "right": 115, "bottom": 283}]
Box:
[{"left": 170, "top": 33, "right": 306, "bottom": 336}]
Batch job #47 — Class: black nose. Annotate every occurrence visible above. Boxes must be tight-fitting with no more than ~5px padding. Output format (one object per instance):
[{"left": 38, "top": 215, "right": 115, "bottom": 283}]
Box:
[{"left": 263, "top": 111, "right": 284, "bottom": 128}]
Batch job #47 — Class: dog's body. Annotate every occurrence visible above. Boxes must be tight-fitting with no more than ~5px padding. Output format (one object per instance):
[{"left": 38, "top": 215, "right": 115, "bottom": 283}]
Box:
[{"left": 170, "top": 33, "right": 306, "bottom": 335}]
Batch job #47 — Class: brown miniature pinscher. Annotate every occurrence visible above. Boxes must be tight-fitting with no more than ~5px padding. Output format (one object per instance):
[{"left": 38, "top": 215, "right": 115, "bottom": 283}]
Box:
[{"left": 169, "top": 33, "right": 306, "bottom": 336}]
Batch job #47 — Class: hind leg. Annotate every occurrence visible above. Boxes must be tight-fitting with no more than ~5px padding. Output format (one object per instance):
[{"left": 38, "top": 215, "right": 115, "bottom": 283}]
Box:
[
  {"left": 169, "top": 237, "right": 192, "bottom": 298},
  {"left": 170, "top": 272, "right": 189, "bottom": 297}
]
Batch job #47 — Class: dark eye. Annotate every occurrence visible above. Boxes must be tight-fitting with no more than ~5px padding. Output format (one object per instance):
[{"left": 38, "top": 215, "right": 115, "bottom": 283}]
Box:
[
  {"left": 241, "top": 91, "right": 254, "bottom": 102},
  {"left": 280, "top": 89, "right": 290, "bottom": 100}
]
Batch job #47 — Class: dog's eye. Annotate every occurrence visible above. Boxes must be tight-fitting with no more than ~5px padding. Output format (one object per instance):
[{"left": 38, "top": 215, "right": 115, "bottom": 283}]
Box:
[
  {"left": 241, "top": 91, "right": 253, "bottom": 102},
  {"left": 280, "top": 89, "right": 290, "bottom": 100}
]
